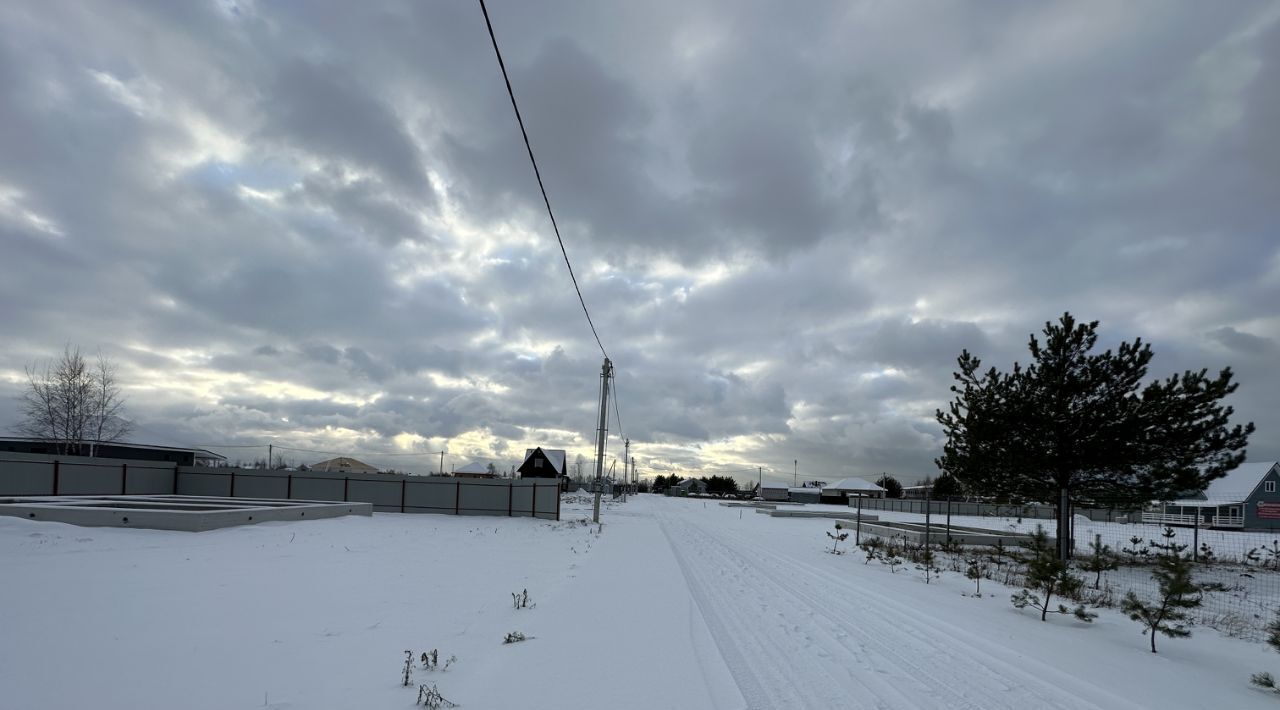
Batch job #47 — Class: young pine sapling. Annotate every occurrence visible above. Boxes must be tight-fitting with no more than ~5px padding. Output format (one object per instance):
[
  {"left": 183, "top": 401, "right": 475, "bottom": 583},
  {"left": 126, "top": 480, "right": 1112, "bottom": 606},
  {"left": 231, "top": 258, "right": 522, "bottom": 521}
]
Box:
[
  {"left": 1197, "top": 543, "right": 1215, "bottom": 565},
  {"left": 1250, "top": 612, "right": 1280, "bottom": 693},
  {"left": 1120, "top": 526, "right": 1223, "bottom": 653},
  {"left": 884, "top": 552, "right": 903, "bottom": 574},
  {"left": 1267, "top": 541, "right": 1280, "bottom": 570},
  {"left": 827, "top": 523, "right": 849, "bottom": 555},
  {"left": 1081, "top": 535, "right": 1119, "bottom": 590},
  {"left": 966, "top": 556, "right": 988, "bottom": 597},
  {"left": 1010, "top": 527, "right": 1096, "bottom": 623},
  {"left": 859, "top": 537, "right": 883, "bottom": 565},
  {"left": 1122, "top": 536, "right": 1150, "bottom": 564},
  {"left": 916, "top": 546, "right": 941, "bottom": 584}
]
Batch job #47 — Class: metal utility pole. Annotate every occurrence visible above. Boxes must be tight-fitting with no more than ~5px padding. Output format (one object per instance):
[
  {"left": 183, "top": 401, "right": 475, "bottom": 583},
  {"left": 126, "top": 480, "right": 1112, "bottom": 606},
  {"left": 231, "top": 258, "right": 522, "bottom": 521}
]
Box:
[
  {"left": 592, "top": 358, "right": 612, "bottom": 523},
  {"left": 268, "top": 444, "right": 273, "bottom": 470},
  {"left": 794, "top": 459, "right": 797, "bottom": 487},
  {"left": 622, "top": 438, "right": 630, "bottom": 502},
  {"left": 758, "top": 467, "right": 762, "bottom": 491},
  {"left": 631, "top": 456, "right": 636, "bottom": 492},
  {"left": 440, "top": 450, "right": 445, "bottom": 476}
]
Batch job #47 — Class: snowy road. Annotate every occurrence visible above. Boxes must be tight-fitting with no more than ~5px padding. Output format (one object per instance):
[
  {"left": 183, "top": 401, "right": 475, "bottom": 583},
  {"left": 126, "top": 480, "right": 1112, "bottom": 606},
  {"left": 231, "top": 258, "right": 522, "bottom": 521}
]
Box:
[{"left": 657, "top": 507, "right": 1144, "bottom": 710}]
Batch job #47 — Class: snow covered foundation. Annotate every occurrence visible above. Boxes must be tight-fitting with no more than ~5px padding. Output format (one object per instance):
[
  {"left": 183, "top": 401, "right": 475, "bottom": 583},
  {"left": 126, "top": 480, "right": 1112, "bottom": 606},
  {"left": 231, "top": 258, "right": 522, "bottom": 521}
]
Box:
[{"left": 0, "top": 494, "right": 372, "bottom": 531}]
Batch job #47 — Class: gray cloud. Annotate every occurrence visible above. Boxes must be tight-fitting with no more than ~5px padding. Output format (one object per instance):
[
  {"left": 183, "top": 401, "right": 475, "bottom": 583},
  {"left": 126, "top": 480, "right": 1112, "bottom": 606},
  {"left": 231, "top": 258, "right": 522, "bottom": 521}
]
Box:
[{"left": 1, "top": 1, "right": 1277, "bottom": 481}]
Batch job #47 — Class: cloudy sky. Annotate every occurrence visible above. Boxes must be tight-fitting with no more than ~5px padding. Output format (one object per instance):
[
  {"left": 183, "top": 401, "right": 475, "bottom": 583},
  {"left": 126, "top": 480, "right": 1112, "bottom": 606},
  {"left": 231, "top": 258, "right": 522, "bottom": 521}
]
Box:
[{"left": 1, "top": 1, "right": 1277, "bottom": 485}]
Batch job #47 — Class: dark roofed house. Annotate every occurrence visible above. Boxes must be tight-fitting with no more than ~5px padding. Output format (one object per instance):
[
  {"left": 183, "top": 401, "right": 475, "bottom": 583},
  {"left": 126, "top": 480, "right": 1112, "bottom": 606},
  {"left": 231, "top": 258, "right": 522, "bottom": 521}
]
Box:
[{"left": 518, "top": 447, "right": 567, "bottom": 479}]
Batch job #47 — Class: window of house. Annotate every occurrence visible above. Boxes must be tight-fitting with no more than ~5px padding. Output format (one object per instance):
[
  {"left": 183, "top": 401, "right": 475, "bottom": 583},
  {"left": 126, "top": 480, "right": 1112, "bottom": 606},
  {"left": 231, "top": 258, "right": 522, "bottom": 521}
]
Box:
[
  {"left": 1231, "top": 506, "right": 1241, "bottom": 517},
  {"left": 1268, "top": 481, "right": 1276, "bottom": 493},
  {"left": 535, "top": 459, "right": 543, "bottom": 468}
]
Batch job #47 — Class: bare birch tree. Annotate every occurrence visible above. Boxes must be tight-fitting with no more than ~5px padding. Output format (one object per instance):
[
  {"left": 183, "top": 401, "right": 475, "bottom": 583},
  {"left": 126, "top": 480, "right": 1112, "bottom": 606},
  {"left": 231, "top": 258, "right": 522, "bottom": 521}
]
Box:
[{"left": 16, "top": 345, "right": 132, "bottom": 455}]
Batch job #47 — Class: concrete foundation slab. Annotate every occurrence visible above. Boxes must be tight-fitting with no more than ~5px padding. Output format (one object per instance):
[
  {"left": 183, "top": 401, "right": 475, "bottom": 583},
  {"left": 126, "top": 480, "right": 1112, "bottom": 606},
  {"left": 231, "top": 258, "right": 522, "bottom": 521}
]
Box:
[
  {"left": 765, "top": 510, "right": 880, "bottom": 522},
  {"left": 855, "top": 520, "right": 1049, "bottom": 548},
  {"left": 0, "top": 494, "right": 372, "bottom": 531}
]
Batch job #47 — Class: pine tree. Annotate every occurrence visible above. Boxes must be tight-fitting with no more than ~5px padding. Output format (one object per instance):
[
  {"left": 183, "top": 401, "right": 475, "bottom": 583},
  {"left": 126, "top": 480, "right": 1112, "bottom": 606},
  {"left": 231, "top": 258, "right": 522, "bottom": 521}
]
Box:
[
  {"left": 937, "top": 313, "right": 1254, "bottom": 559},
  {"left": 1120, "top": 527, "right": 1220, "bottom": 653},
  {"left": 876, "top": 474, "right": 903, "bottom": 499},
  {"left": 932, "top": 472, "right": 963, "bottom": 500},
  {"left": 1011, "top": 528, "right": 1095, "bottom": 622},
  {"left": 1081, "top": 536, "right": 1119, "bottom": 590}
]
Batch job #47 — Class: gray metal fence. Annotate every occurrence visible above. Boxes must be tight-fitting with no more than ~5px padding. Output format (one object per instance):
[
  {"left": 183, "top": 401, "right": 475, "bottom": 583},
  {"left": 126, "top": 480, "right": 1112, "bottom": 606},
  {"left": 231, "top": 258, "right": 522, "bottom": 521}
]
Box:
[{"left": 0, "top": 453, "right": 559, "bottom": 520}]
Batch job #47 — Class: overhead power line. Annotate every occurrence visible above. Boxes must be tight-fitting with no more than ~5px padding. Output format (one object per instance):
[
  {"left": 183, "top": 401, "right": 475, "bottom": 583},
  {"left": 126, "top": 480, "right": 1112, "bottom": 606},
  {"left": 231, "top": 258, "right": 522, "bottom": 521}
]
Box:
[
  {"left": 610, "top": 371, "right": 624, "bottom": 440},
  {"left": 477, "top": 0, "right": 608, "bottom": 359}
]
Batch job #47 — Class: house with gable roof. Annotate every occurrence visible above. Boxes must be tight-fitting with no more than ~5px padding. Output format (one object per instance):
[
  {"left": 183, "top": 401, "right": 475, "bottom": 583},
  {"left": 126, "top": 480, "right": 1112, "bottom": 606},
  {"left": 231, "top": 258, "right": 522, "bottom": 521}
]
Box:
[
  {"left": 518, "top": 447, "right": 567, "bottom": 479},
  {"left": 1148, "top": 461, "right": 1280, "bottom": 530}
]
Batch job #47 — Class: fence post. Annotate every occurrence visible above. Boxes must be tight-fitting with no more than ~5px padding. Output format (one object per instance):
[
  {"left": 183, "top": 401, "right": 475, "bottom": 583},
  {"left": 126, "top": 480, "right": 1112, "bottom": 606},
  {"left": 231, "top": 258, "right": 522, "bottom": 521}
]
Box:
[
  {"left": 855, "top": 495, "right": 862, "bottom": 545},
  {"left": 926, "top": 491, "right": 936, "bottom": 552},
  {"left": 230, "top": 468, "right": 236, "bottom": 498},
  {"left": 454, "top": 480, "right": 461, "bottom": 515},
  {"left": 556, "top": 481, "right": 561, "bottom": 521},
  {"left": 52, "top": 460, "right": 60, "bottom": 495},
  {"left": 172, "top": 464, "right": 178, "bottom": 495},
  {"left": 343, "top": 476, "right": 349, "bottom": 502},
  {"left": 946, "top": 496, "right": 952, "bottom": 541},
  {"left": 121, "top": 463, "right": 128, "bottom": 495},
  {"left": 508, "top": 481, "right": 514, "bottom": 517},
  {"left": 287, "top": 474, "right": 293, "bottom": 499},
  {"left": 400, "top": 478, "right": 407, "bottom": 513},
  {"left": 1193, "top": 512, "right": 1200, "bottom": 562},
  {"left": 531, "top": 482, "right": 537, "bottom": 517}
]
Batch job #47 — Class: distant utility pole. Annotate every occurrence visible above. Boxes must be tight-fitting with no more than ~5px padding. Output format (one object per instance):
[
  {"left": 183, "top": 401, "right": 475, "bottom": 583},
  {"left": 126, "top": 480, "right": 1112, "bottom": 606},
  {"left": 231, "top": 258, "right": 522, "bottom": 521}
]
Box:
[
  {"left": 794, "top": 459, "right": 798, "bottom": 486},
  {"left": 758, "top": 466, "right": 762, "bottom": 490},
  {"left": 622, "top": 438, "right": 630, "bottom": 502},
  {"left": 440, "top": 450, "right": 445, "bottom": 476},
  {"left": 592, "top": 358, "right": 612, "bottom": 524},
  {"left": 268, "top": 444, "right": 273, "bottom": 470}
]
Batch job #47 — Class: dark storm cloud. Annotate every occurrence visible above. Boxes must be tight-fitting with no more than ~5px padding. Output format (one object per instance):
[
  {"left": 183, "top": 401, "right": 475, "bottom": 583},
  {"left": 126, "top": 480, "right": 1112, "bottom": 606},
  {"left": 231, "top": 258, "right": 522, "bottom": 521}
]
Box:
[{"left": 1, "top": 1, "right": 1277, "bottom": 482}]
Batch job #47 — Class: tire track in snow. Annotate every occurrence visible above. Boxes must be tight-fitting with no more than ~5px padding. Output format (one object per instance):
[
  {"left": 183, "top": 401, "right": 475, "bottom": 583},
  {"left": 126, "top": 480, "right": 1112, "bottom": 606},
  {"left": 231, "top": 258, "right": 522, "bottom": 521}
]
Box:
[
  {"left": 661, "top": 514, "right": 913, "bottom": 709},
  {"left": 659, "top": 512, "right": 1126, "bottom": 710},
  {"left": 743, "top": 539, "right": 1147, "bottom": 710}
]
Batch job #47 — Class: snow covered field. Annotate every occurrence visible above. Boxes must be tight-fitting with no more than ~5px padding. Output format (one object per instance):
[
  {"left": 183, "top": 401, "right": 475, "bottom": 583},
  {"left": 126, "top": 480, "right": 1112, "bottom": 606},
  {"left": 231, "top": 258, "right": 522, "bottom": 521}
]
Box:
[{"left": 4, "top": 494, "right": 1280, "bottom": 709}]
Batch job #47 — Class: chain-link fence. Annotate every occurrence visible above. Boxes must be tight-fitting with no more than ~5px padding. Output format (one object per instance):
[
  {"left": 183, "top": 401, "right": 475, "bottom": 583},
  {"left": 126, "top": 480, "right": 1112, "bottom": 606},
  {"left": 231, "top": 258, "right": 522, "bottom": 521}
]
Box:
[{"left": 851, "top": 494, "right": 1280, "bottom": 641}]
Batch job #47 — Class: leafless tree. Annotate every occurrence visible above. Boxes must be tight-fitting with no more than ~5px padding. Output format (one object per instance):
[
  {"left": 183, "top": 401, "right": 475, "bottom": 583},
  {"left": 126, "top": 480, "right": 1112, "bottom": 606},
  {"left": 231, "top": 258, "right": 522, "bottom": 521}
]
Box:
[{"left": 16, "top": 345, "right": 132, "bottom": 455}]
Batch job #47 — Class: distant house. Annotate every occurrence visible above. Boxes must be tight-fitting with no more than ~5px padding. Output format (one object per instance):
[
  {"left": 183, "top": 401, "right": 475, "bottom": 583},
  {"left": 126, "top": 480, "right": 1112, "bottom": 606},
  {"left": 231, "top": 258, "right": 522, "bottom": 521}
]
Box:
[
  {"left": 1152, "top": 462, "right": 1280, "bottom": 531},
  {"left": 311, "top": 457, "right": 379, "bottom": 474},
  {"left": 668, "top": 478, "right": 708, "bottom": 497},
  {"left": 454, "top": 462, "right": 497, "bottom": 479},
  {"left": 822, "top": 478, "right": 887, "bottom": 504},
  {"left": 0, "top": 434, "right": 226, "bottom": 470},
  {"left": 0, "top": 437, "right": 226, "bottom": 467},
  {"left": 902, "top": 484, "right": 933, "bottom": 500},
  {"left": 760, "top": 481, "right": 790, "bottom": 501},
  {"left": 518, "top": 447, "right": 567, "bottom": 479}
]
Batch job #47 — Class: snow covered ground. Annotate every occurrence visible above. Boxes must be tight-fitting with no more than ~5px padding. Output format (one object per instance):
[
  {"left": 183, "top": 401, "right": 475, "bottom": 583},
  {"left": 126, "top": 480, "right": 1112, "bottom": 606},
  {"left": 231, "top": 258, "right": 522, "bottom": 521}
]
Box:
[{"left": 3, "top": 494, "right": 1280, "bottom": 708}]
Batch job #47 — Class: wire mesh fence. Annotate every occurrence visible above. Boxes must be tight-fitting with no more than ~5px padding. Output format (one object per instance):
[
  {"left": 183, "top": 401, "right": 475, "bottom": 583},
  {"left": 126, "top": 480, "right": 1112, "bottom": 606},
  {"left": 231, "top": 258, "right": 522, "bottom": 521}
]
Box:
[{"left": 851, "top": 493, "right": 1280, "bottom": 641}]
